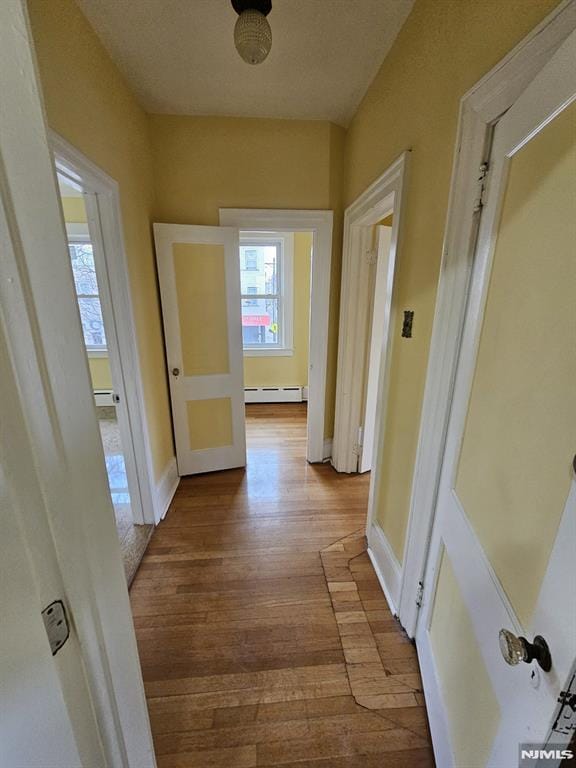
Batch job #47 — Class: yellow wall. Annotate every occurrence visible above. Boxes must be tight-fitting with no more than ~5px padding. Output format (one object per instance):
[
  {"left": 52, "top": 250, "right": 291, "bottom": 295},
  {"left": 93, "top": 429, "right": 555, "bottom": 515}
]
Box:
[
  {"left": 149, "top": 115, "right": 344, "bottom": 437},
  {"left": 61, "top": 196, "right": 87, "bottom": 224},
  {"left": 88, "top": 357, "right": 113, "bottom": 390},
  {"left": 344, "top": 0, "right": 561, "bottom": 562},
  {"left": 456, "top": 101, "right": 576, "bottom": 628},
  {"left": 244, "top": 232, "right": 312, "bottom": 388},
  {"left": 29, "top": 0, "right": 174, "bottom": 481}
]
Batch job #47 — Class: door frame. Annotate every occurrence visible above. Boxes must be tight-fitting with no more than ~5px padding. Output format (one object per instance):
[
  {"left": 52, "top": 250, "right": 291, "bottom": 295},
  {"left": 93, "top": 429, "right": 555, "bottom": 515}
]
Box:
[
  {"left": 398, "top": 0, "right": 576, "bottom": 637},
  {"left": 51, "top": 133, "right": 159, "bottom": 524},
  {"left": 332, "top": 152, "right": 409, "bottom": 476},
  {"left": 2, "top": 1, "right": 155, "bottom": 763},
  {"left": 219, "top": 208, "right": 333, "bottom": 463}
]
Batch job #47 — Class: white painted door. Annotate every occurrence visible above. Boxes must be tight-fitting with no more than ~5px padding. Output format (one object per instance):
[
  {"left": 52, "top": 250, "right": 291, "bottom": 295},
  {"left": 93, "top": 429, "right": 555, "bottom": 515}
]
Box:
[
  {"left": 360, "top": 225, "right": 393, "bottom": 473},
  {"left": 416, "top": 32, "right": 576, "bottom": 768},
  {"left": 154, "top": 224, "right": 246, "bottom": 476},
  {"left": 0, "top": 364, "right": 102, "bottom": 767}
]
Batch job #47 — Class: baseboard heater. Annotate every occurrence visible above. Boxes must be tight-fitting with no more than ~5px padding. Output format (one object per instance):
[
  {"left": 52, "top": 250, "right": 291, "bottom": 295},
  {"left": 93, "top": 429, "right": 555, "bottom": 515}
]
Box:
[
  {"left": 94, "top": 389, "right": 115, "bottom": 407},
  {"left": 245, "top": 386, "right": 306, "bottom": 403}
]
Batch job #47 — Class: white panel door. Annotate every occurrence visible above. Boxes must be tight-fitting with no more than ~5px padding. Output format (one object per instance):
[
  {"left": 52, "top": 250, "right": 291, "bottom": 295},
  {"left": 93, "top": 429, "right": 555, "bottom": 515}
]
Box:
[
  {"left": 416, "top": 31, "right": 576, "bottom": 768},
  {"left": 154, "top": 224, "right": 246, "bottom": 476}
]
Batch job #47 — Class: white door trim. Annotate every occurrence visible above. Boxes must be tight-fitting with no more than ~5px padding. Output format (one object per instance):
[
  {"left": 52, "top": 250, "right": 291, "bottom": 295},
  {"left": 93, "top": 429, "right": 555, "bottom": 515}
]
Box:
[
  {"left": 51, "top": 132, "right": 160, "bottom": 524},
  {"left": 2, "top": 2, "right": 155, "bottom": 762},
  {"left": 332, "top": 152, "right": 409, "bottom": 474},
  {"left": 397, "top": 0, "right": 576, "bottom": 638},
  {"left": 219, "top": 208, "right": 334, "bottom": 463}
]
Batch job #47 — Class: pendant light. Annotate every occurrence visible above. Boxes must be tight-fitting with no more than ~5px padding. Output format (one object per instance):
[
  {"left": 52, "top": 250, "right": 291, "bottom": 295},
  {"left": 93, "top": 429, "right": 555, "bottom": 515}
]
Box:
[{"left": 231, "top": 0, "right": 272, "bottom": 65}]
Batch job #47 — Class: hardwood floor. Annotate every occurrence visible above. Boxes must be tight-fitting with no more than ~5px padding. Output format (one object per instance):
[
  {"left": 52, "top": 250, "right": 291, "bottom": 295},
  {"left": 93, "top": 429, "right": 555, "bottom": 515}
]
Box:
[{"left": 130, "top": 403, "right": 434, "bottom": 767}]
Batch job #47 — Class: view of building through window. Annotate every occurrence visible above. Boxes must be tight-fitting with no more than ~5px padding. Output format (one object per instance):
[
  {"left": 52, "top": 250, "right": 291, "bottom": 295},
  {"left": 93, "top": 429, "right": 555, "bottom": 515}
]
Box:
[
  {"left": 240, "top": 242, "right": 282, "bottom": 347},
  {"left": 68, "top": 241, "right": 107, "bottom": 350}
]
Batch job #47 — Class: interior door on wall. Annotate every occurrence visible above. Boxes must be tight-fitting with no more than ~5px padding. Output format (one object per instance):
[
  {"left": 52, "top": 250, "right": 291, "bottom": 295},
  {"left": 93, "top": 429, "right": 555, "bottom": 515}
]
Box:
[
  {"left": 154, "top": 224, "right": 246, "bottom": 476},
  {"left": 415, "top": 33, "right": 576, "bottom": 768}
]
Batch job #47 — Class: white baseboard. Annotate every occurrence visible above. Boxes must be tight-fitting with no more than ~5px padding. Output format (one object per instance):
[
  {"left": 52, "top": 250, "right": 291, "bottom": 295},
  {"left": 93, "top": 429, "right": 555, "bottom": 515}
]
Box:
[
  {"left": 367, "top": 522, "right": 402, "bottom": 616},
  {"left": 323, "top": 438, "right": 333, "bottom": 461},
  {"left": 154, "top": 457, "right": 179, "bottom": 523},
  {"left": 245, "top": 386, "right": 303, "bottom": 403},
  {"left": 302, "top": 386, "right": 309, "bottom": 401}
]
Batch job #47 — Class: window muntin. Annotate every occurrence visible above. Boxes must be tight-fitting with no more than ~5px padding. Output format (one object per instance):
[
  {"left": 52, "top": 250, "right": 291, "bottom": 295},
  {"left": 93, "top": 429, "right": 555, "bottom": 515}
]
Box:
[{"left": 68, "top": 240, "right": 107, "bottom": 351}]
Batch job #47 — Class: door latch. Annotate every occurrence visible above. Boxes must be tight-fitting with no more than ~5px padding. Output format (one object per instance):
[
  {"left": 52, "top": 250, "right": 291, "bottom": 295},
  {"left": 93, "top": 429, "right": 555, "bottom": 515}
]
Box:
[{"left": 41, "top": 600, "right": 70, "bottom": 656}]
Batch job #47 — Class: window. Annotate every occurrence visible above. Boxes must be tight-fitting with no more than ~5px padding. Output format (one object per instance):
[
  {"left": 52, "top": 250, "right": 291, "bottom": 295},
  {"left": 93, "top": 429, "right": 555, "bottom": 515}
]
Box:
[
  {"left": 240, "top": 234, "right": 293, "bottom": 355},
  {"left": 68, "top": 240, "right": 107, "bottom": 351}
]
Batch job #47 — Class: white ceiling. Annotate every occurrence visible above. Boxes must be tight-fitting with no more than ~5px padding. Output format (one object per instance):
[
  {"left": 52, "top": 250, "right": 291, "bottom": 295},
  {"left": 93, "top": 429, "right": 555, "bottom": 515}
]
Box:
[{"left": 75, "top": 0, "right": 414, "bottom": 126}]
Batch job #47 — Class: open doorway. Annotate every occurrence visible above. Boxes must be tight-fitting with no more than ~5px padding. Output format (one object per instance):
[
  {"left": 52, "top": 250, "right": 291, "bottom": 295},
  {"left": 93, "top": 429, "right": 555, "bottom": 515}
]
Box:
[
  {"left": 220, "top": 208, "right": 334, "bottom": 465},
  {"left": 56, "top": 172, "right": 151, "bottom": 581},
  {"left": 54, "top": 143, "right": 157, "bottom": 583},
  {"left": 358, "top": 218, "right": 393, "bottom": 473},
  {"left": 239, "top": 230, "right": 312, "bottom": 460}
]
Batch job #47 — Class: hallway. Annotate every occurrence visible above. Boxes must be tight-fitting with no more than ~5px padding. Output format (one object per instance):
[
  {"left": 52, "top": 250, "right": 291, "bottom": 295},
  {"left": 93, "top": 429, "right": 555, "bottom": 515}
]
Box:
[{"left": 130, "top": 404, "right": 434, "bottom": 767}]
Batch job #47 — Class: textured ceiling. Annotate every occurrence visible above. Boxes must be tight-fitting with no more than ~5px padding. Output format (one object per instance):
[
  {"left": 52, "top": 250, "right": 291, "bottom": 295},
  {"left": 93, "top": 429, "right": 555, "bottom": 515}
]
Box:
[{"left": 75, "top": 0, "right": 414, "bottom": 126}]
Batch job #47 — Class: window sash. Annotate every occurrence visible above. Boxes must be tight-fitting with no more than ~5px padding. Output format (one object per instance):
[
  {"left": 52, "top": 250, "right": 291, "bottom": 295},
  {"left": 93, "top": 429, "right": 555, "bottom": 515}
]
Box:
[
  {"left": 68, "top": 238, "right": 108, "bottom": 352},
  {"left": 240, "top": 239, "right": 286, "bottom": 349}
]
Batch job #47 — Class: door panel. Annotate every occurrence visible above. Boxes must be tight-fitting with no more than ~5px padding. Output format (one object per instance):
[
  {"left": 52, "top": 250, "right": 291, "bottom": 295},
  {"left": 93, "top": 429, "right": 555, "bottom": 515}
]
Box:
[
  {"left": 417, "top": 30, "right": 576, "bottom": 768},
  {"left": 154, "top": 224, "right": 246, "bottom": 476},
  {"left": 455, "top": 99, "right": 576, "bottom": 628}
]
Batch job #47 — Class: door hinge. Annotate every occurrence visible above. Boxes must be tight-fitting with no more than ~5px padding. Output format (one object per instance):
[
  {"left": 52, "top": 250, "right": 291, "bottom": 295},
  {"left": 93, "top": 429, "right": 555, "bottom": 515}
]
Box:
[
  {"left": 41, "top": 600, "right": 70, "bottom": 656},
  {"left": 473, "top": 161, "right": 490, "bottom": 212},
  {"left": 415, "top": 580, "right": 424, "bottom": 608}
]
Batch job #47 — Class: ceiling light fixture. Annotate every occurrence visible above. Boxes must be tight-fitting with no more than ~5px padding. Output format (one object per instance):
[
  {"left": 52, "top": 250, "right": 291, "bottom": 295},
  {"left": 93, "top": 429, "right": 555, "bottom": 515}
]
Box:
[{"left": 232, "top": 0, "right": 272, "bottom": 65}]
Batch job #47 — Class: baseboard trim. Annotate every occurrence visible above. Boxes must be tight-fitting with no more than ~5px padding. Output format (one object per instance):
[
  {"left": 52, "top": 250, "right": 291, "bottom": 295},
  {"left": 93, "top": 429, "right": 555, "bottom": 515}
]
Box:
[
  {"left": 154, "top": 457, "right": 179, "bottom": 523},
  {"left": 245, "top": 386, "right": 303, "bottom": 403},
  {"left": 323, "top": 438, "right": 333, "bottom": 461},
  {"left": 367, "top": 522, "right": 401, "bottom": 616}
]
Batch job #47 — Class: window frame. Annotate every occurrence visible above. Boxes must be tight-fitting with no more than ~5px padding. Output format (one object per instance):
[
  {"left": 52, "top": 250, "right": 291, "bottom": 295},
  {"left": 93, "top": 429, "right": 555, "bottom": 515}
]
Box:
[
  {"left": 68, "top": 232, "right": 108, "bottom": 354},
  {"left": 240, "top": 231, "right": 294, "bottom": 357}
]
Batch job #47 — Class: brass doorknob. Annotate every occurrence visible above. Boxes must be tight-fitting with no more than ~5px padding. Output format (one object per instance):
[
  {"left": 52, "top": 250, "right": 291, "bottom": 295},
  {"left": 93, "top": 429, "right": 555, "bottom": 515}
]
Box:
[
  {"left": 172, "top": 367, "right": 180, "bottom": 376},
  {"left": 499, "top": 629, "right": 551, "bottom": 672}
]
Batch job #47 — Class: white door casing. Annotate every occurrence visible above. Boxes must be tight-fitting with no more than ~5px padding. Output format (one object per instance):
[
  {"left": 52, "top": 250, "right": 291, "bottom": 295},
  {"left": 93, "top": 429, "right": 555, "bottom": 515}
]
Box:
[
  {"left": 416, "top": 30, "right": 576, "bottom": 768},
  {"left": 333, "top": 152, "right": 408, "bottom": 474},
  {"left": 154, "top": 223, "right": 246, "bottom": 476}
]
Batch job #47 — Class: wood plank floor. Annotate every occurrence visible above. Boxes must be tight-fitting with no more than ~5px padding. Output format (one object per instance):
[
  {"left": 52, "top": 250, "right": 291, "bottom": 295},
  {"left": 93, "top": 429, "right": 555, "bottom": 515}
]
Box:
[{"left": 130, "top": 403, "right": 434, "bottom": 767}]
